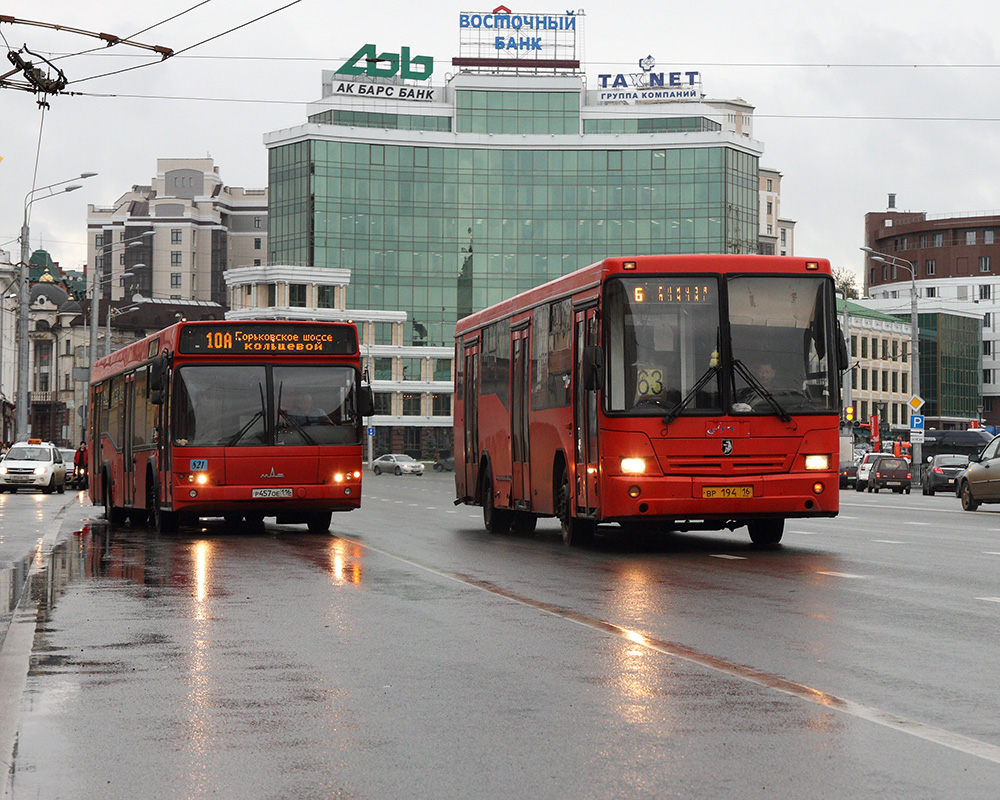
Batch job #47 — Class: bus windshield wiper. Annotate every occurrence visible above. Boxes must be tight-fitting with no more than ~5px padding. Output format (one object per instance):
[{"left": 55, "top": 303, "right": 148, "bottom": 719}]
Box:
[
  {"left": 661, "top": 362, "right": 720, "bottom": 427},
  {"left": 732, "top": 359, "right": 792, "bottom": 422},
  {"left": 275, "top": 382, "right": 318, "bottom": 445},
  {"left": 227, "top": 383, "right": 267, "bottom": 446}
]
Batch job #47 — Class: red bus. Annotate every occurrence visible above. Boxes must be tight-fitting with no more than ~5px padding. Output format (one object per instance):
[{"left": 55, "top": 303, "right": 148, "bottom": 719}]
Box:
[
  {"left": 454, "top": 255, "right": 847, "bottom": 546},
  {"left": 89, "top": 320, "right": 374, "bottom": 534}
]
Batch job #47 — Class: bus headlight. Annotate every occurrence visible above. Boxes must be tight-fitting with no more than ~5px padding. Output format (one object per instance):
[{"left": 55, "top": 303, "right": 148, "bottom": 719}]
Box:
[
  {"left": 334, "top": 473, "right": 345, "bottom": 483},
  {"left": 620, "top": 458, "right": 646, "bottom": 474},
  {"left": 804, "top": 455, "right": 830, "bottom": 471},
  {"left": 195, "top": 473, "right": 208, "bottom": 485}
]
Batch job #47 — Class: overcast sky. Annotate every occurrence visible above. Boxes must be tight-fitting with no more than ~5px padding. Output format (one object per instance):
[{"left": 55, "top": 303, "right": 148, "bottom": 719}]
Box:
[{"left": 3, "top": 0, "right": 1000, "bottom": 288}]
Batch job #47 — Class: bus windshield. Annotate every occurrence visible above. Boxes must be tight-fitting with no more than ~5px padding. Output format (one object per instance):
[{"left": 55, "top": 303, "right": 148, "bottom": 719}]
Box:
[
  {"left": 173, "top": 364, "right": 362, "bottom": 447},
  {"left": 728, "top": 275, "right": 837, "bottom": 415},
  {"left": 605, "top": 277, "right": 722, "bottom": 414},
  {"left": 604, "top": 273, "right": 837, "bottom": 417}
]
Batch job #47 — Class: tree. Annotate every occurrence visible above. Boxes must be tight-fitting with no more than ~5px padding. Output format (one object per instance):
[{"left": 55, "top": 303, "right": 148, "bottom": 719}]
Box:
[{"left": 832, "top": 266, "right": 859, "bottom": 299}]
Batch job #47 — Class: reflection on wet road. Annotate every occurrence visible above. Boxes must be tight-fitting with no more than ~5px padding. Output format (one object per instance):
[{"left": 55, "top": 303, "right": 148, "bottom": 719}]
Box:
[{"left": 6, "top": 480, "right": 1000, "bottom": 798}]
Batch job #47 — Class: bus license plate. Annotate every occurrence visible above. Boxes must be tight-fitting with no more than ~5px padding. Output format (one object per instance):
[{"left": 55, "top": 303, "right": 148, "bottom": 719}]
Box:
[
  {"left": 252, "top": 488, "right": 293, "bottom": 499},
  {"left": 702, "top": 486, "right": 753, "bottom": 499}
]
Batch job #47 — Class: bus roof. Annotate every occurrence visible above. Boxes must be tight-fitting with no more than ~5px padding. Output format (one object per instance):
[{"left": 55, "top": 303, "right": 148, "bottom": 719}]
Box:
[{"left": 455, "top": 254, "right": 832, "bottom": 337}]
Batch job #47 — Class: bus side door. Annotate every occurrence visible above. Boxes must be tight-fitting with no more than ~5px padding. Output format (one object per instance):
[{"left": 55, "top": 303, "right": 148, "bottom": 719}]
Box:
[
  {"left": 123, "top": 373, "right": 136, "bottom": 506},
  {"left": 510, "top": 325, "right": 531, "bottom": 508},
  {"left": 463, "top": 341, "right": 480, "bottom": 499},
  {"left": 574, "top": 307, "right": 599, "bottom": 516}
]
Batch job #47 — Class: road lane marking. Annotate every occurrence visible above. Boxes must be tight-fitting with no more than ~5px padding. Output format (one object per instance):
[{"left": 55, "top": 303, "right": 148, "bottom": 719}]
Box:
[
  {"left": 815, "top": 571, "right": 865, "bottom": 579},
  {"left": 905, "top": 521, "right": 932, "bottom": 526},
  {"left": 977, "top": 597, "right": 1000, "bottom": 603},
  {"left": 710, "top": 554, "right": 746, "bottom": 560},
  {"left": 335, "top": 534, "right": 1000, "bottom": 765},
  {"left": 873, "top": 540, "right": 906, "bottom": 544},
  {"left": 983, "top": 552, "right": 1000, "bottom": 556}
]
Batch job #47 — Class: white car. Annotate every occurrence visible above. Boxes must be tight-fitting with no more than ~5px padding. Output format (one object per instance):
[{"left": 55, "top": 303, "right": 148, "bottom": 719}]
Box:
[
  {"left": 855, "top": 452, "right": 886, "bottom": 492},
  {"left": 371, "top": 454, "right": 425, "bottom": 476},
  {"left": 0, "top": 440, "right": 68, "bottom": 494}
]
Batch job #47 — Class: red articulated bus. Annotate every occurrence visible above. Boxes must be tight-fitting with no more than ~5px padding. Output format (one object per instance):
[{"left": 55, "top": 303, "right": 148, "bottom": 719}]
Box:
[
  {"left": 89, "top": 320, "right": 374, "bottom": 533},
  {"left": 454, "top": 255, "right": 847, "bottom": 546}
]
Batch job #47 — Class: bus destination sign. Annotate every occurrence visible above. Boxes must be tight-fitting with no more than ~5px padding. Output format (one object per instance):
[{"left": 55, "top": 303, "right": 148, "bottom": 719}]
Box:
[
  {"left": 178, "top": 323, "right": 358, "bottom": 356},
  {"left": 631, "top": 282, "right": 712, "bottom": 304}
]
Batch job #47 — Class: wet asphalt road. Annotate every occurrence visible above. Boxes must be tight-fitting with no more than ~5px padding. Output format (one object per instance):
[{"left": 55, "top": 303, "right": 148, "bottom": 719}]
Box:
[{"left": 3, "top": 475, "right": 1000, "bottom": 798}]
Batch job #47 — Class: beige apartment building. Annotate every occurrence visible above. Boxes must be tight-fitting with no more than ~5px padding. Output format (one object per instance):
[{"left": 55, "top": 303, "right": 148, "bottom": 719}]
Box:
[{"left": 87, "top": 158, "right": 267, "bottom": 309}]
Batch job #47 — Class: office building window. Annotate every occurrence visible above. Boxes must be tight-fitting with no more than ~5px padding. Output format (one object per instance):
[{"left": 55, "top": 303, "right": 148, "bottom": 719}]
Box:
[
  {"left": 170, "top": 273, "right": 182, "bottom": 288},
  {"left": 981, "top": 284, "right": 992, "bottom": 300},
  {"left": 171, "top": 251, "right": 182, "bottom": 267},
  {"left": 926, "top": 287, "right": 937, "bottom": 298},
  {"left": 289, "top": 284, "right": 307, "bottom": 307},
  {"left": 981, "top": 256, "right": 992, "bottom": 273},
  {"left": 926, "top": 259, "right": 936, "bottom": 275},
  {"left": 902, "top": 373, "right": 908, "bottom": 394},
  {"left": 985, "top": 369, "right": 993, "bottom": 385},
  {"left": 317, "top": 285, "right": 336, "bottom": 308},
  {"left": 985, "top": 340, "right": 992, "bottom": 357},
  {"left": 254, "top": 238, "right": 262, "bottom": 250},
  {"left": 171, "top": 229, "right": 182, "bottom": 244},
  {"left": 432, "top": 394, "right": 451, "bottom": 416},
  {"left": 987, "top": 231, "right": 996, "bottom": 245},
  {"left": 967, "top": 231, "right": 977, "bottom": 245},
  {"left": 933, "top": 233, "right": 944, "bottom": 247},
  {"left": 402, "top": 393, "right": 421, "bottom": 415},
  {"left": 266, "top": 283, "right": 276, "bottom": 306},
  {"left": 254, "top": 217, "right": 262, "bottom": 229}
]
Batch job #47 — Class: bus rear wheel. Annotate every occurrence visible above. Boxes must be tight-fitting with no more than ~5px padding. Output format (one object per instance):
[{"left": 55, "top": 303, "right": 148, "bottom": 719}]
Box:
[
  {"left": 747, "top": 518, "right": 784, "bottom": 547},
  {"left": 104, "top": 479, "right": 128, "bottom": 525},
  {"left": 558, "top": 467, "right": 595, "bottom": 547}
]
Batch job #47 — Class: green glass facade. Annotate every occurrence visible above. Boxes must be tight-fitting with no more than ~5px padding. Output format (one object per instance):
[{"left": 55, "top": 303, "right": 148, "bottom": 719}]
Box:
[
  {"left": 268, "top": 80, "right": 760, "bottom": 347},
  {"left": 918, "top": 312, "right": 983, "bottom": 419}
]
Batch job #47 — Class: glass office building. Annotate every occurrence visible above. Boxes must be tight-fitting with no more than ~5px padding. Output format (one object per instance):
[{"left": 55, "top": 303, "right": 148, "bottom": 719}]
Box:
[{"left": 266, "top": 71, "right": 763, "bottom": 349}]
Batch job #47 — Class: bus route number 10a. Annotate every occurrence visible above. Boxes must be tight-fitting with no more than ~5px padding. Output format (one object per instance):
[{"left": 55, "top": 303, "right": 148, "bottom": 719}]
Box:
[{"left": 205, "top": 331, "right": 234, "bottom": 350}]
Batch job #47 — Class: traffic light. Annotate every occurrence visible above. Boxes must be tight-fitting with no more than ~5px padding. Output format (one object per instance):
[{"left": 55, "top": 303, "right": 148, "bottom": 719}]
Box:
[{"left": 844, "top": 405, "right": 855, "bottom": 423}]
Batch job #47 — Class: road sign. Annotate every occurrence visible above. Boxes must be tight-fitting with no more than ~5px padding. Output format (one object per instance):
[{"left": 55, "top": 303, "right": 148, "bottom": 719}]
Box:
[
  {"left": 911, "top": 431, "right": 925, "bottom": 444},
  {"left": 908, "top": 395, "right": 925, "bottom": 413},
  {"left": 367, "top": 426, "right": 375, "bottom": 436},
  {"left": 910, "top": 415, "right": 925, "bottom": 430}
]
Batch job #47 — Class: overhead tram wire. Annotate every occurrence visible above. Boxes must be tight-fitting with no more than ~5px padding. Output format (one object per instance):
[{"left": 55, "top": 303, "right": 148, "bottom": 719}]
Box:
[
  {"left": 68, "top": 0, "right": 305, "bottom": 86},
  {"left": 45, "top": 0, "right": 218, "bottom": 65}
]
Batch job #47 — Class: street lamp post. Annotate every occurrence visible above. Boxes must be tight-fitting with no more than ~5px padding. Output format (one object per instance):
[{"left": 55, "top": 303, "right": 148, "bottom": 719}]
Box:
[
  {"left": 861, "top": 246, "right": 921, "bottom": 481},
  {"left": 16, "top": 172, "right": 97, "bottom": 441}
]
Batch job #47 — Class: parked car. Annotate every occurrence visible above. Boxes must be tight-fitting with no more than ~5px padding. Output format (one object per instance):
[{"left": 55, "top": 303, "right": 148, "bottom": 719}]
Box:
[
  {"left": 0, "top": 440, "right": 67, "bottom": 494},
  {"left": 868, "top": 456, "right": 911, "bottom": 493},
  {"left": 922, "top": 453, "right": 969, "bottom": 496},
  {"left": 855, "top": 452, "right": 885, "bottom": 491},
  {"left": 956, "top": 434, "right": 1000, "bottom": 511},
  {"left": 839, "top": 461, "right": 858, "bottom": 489},
  {"left": 371, "top": 453, "right": 425, "bottom": 476},
  {"left": 433, "top": 455, "right": 455, "bottom": 472}
]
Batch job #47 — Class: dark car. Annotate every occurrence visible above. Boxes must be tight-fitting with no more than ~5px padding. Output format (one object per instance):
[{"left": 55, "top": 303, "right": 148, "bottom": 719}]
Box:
[
  {"left": 957, "top": 433, "right": 1000, "bottom": 511},
  {"left": 433, "top": 455, "right": 455, "bottom": 472},
  {"left": 868, "top": 456, "right": 911, "bottom": 494},
  {"left": 839, "top": 461, "right": 857, "bottom": 489},
  {"left": 922, "top": 454, "right": 969, "bottom": 496}
]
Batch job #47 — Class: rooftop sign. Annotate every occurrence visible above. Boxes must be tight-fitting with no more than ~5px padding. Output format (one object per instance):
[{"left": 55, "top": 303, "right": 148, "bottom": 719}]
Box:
[
  {"left": 455, "top": 7, "right": 581, "bottom": 70},
  {"left": 597, "top": 55, "right": 703, "bottom": 104}
]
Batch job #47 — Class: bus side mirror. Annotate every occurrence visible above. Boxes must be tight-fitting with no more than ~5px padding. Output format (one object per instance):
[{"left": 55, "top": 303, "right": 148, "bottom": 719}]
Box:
[
  {"left": 150, "top": 389, "right": 164, "bottom": 406},
  {"left": 836, "top": 324, "right": 849, "bottom": 372},
  {"left": 359, "top": 385, "right": 375, "bottom": 417},
  {"left": 150, "top": 353, "right": 169, "bottom": 392},
  {"left": 582, "top": 345, "right": 604, "bottom": 391}
]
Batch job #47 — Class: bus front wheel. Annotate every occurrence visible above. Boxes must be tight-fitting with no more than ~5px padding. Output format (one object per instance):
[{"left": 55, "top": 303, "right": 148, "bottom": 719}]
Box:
[
  {"left": 307, "top": 512, "right": 332, "bottom": 534},
  {"left": 558, "top": 467, "right": 595, "bottom": 547},
  {"left": 747, "top": 518, "right": 784, "bottom": 547},
  {"left": 148, "top": 483, "right": 178, "bottom": 534},
  {"left": 103, "top": 479, "right": 128, "bottom": 525},
  {"left": 481, "top": 470, "right": 511, "bottom": 535}
]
